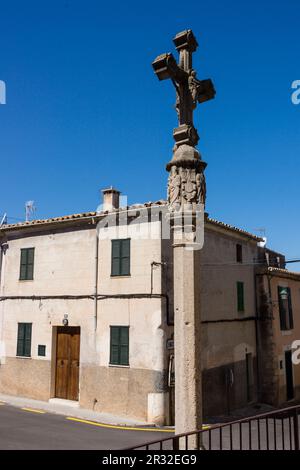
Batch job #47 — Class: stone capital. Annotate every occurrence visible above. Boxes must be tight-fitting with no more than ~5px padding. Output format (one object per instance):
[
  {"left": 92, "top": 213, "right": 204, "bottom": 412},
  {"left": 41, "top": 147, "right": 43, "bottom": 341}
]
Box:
[
  {"left": 166, "top": 144, "right": 206, "bottom": 172},
  {"left": 173, "top": 124, "right": 199, "bottom": 149}
]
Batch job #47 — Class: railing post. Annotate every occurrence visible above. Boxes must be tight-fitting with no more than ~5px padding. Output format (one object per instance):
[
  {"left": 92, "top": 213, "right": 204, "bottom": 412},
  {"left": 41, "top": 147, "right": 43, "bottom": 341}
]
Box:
[
  {"left": 173, "top": 436, "right": 179, "bottom": 450},
  {"left": 197, "top": 432, "right": 201, "bottom": 450},
  {"left": 293, "top": 409, "right": 299, "bottom": 451}
]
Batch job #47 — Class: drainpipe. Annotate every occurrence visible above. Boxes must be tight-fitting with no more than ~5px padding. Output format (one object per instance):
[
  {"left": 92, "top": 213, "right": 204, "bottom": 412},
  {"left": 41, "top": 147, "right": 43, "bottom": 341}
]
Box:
[
  {"left": 150, "top": 261, "right": 166, "bottom": 294},
  {"left": 0, "top": 244, "right": 3, "bottom": 288},
  {"left": 94, "top": 224, "right": 99, "bottom": 331},
  {"left": 0, "top": 240, "right": 8, "bottom": 364},
  {"left": 254, "top": 273, "right": 262, "bottom": 402},
  {"left": 0, "top": 240, "right": 7, "bottom": 292}
]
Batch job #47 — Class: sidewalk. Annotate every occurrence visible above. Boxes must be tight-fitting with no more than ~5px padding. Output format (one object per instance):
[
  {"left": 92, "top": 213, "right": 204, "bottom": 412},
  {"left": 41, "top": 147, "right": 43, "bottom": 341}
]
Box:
[
  {"left": 0, "top": 393, "right": 156, "bottom": 428},
  {"left": 204, "top": 403, "right": 277, "bottom": 424}
]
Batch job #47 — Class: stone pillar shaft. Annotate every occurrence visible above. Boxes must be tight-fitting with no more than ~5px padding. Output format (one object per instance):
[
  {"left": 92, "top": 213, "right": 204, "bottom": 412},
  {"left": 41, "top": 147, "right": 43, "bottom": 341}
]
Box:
[{"left": 173, "top": 229, "right": 202, "bottom": 446}]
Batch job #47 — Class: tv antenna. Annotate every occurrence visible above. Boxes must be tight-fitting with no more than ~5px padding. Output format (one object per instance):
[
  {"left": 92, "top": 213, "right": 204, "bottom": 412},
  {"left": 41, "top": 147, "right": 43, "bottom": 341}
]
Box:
[
  {"left": 25, "top": 201, "right": 36, "bottom": 222},
  {"left": 0, "top": 213, "right": 7, "bottom": 226},
  {"left": 253, "top": 227, "right": 266, "bottom": 237}
]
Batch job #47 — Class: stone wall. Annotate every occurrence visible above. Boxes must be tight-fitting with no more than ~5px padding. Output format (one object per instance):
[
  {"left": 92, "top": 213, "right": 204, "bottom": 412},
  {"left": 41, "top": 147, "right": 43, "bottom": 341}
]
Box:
[{"left": 203, "top": 357, "right": 257, "bottom": 417}]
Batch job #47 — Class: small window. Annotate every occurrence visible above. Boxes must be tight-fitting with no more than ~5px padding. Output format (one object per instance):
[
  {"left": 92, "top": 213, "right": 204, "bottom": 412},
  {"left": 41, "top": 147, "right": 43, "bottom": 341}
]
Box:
[
  {"left": 111, "top": 239, "right": 130, "bottom": 276},
  {"left": 17, "top": 323, "right": 32, "bottom": 357},
  {"left": 38, "top": 345, "right": 46, "bottom": 357},
  {"left": 236, "top": 244, "right": 243, "bottom": 263},
  {"left": 110, "top": 326, "right": 129, "bottom": 366},
  {"left": 237, "top": 282, "right": 245, "bottom": 312},
  {"left": 20, "top": 248, "right": 35, "bottom": 280},
  {"left": 278, "top": 286, "right": 294, "bottom": 331}
]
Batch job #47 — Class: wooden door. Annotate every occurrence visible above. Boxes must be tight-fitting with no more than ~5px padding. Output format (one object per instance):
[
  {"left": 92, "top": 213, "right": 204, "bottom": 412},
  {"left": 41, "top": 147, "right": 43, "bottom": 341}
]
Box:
[{"left": 55, "top": 327, "right": 80, "bottom": 401}]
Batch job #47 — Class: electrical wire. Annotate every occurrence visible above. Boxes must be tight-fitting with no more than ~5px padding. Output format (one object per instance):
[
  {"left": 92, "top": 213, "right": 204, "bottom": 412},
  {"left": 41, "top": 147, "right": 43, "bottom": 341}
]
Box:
[{"left": 0, "top": 214, "right": 24, "bottom": 222}]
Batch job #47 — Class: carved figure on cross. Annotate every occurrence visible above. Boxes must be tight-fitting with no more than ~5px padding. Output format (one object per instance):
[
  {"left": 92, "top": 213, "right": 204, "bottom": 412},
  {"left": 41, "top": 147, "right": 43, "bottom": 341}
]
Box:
[{"left": 152, "top": 30, "right": 215, "bottom": 148}]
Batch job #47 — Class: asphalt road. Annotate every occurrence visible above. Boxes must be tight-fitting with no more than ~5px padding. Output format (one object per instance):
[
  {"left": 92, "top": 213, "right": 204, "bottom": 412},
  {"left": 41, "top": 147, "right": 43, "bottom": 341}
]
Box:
[
  {"left": 1, "top": 402, "right": 297, "bottom": 451},
  {"left": 0, "top": 403, "right": 172, "bottom": 450}
]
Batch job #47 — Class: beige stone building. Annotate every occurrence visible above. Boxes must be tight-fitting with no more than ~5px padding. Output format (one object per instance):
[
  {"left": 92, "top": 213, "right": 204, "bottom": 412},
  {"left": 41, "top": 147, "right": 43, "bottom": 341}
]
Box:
[
  {"left": 256, "top": 264, "right": 300, "bottom": 407},
  {"left": 200, "top": 219, "right": 260, "bottom": 417},
  {"left": 0, "top": 190, "right": 299, "bottom": 423}
]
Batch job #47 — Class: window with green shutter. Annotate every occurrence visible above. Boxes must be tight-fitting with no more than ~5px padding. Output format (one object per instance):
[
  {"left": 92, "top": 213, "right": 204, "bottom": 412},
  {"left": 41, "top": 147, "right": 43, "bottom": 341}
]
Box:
[
  {"left": 278, "top": 286, "right": 294, "bottom": 331},
  {"left": 16, "top": 323, "right": 32, "bottom": 357},
  {"left": 110, "top": 326, "right": 129, "bottom": 366},
  {"left": 237, "top": 282, "right": 245, "bottom": 312},
  {"left": 19, "top": 248, "right": 35, "bottom": 280},
  {"left": 111, "top": 239, "right": 130, "bottom": 276}
]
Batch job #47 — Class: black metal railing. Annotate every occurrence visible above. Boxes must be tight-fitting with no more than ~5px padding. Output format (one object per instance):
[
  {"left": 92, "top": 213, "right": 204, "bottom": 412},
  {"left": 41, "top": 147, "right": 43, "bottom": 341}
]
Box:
[{"left": 124, "top": 404, "right": 300, "bottom": 450}]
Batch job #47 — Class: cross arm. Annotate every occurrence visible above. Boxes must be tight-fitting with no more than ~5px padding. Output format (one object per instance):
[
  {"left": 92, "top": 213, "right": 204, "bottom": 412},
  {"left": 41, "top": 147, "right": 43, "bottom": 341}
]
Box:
[
  {"left": 152, "top": 53, "right": 186, "bottom": 82},
  {"left": 196, "top": 78, "right": 216, "bottom": 103}
]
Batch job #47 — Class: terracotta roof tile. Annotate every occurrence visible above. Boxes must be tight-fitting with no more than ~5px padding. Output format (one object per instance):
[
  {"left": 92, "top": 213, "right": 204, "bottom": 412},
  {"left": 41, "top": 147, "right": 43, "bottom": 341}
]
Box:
[
  {"left": 268, "top": 267, "right": 300, "bottom": 279},
  {"left": 0, "top": 201, "right": 262, "bottom": 242},
  {"left": 206, "top": 217, "right": 263, "bottom": 241}
]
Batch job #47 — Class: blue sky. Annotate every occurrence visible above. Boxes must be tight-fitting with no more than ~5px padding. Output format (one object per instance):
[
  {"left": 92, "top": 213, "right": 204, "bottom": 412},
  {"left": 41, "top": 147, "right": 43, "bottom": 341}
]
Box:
[{"left": 0, "top": 0, "right": 299, "bottom": 268}]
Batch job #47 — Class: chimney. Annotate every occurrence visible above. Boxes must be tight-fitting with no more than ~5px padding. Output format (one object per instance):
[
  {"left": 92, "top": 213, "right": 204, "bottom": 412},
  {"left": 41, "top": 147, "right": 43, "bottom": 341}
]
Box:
[{"left": 101, "top": 187, "right": 120, "bottom": 211}]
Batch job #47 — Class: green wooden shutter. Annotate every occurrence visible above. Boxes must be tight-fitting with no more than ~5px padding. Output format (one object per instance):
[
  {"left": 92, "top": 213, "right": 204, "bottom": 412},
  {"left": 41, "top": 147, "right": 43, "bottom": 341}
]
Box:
[
  {"left": 111, "top": 240, "right": 121, "bottom": 276},
  {"left": 110, "top": 326, "right": 120, "bottom": 364},
  {"left": 20, "top": 249, "right": 28, "bottom": 280},
  {"left": 17, "top": 323, "right": 25, "bottom": 356},
  {"left": 24, "top": 324, "right": 32, "bottom": 357},
  {"left": 111, "top": 240, "right": 130, "bottom": 276},
  {"left": 120, "top": 327, "right": 129, "bottom": 365},
  {"left": 19, "top": 248, "right": 34, "bottom": 280},
  {"left": 120, "top": 239, "right": 130, "bottom": 276},
  {"left": 110, "top": 326, "right": 129, "bottom": 365},
  {"left": 16, "top": 323, "right": 32, "bottom": 357},
  {"left": 26, "top": 248, "right": 34, "bottom": 280},
  {"left": 237, "top": 282, "right": 244, "bottom": 312}
]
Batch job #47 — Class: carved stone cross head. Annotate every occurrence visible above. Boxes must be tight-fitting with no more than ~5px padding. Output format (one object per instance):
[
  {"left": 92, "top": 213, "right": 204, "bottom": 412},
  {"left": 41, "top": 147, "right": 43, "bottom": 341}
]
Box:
[{"left": 152, "top": 30, "right": 215, "bottom": 148}]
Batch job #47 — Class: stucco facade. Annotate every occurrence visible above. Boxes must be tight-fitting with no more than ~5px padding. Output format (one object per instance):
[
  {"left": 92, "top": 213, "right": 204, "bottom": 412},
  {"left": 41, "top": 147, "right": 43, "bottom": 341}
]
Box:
[
  {"left": 200, "top": 224, "right": 258, "bottom": 416},
  {"left": 0, "top": 215, "right": 169, "bottom": 424}
]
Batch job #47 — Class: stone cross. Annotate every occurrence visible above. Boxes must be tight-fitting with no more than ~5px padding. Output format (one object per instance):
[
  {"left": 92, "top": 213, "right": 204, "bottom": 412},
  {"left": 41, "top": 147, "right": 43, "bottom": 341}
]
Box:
[
  {"left": 152, "top": 31, "right": 215, "bottom": 448},
  {"left": 152, "top": 30, "right": 215, "bottom": 148}
]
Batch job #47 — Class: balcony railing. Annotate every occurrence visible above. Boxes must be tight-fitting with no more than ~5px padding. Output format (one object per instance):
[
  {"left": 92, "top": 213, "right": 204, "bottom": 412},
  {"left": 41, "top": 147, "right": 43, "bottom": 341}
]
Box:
[{"left": 124, "top": 404, "right": 300, "bottom": 450}]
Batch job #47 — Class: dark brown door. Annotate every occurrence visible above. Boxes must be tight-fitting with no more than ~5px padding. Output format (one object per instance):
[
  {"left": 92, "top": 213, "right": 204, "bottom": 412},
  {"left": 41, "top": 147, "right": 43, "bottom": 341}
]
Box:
[{"left": 55, "top": 327, "right": 80, "bottom": 401}]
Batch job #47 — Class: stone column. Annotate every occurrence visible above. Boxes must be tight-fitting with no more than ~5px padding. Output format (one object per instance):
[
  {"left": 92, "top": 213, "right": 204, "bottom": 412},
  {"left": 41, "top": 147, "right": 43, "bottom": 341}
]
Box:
[
  {"left": 173, "top": 221, "right": 202, "bottom": 445},
  {"left": 167, "top": 144, "right": 206, "bottom": 448}
]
